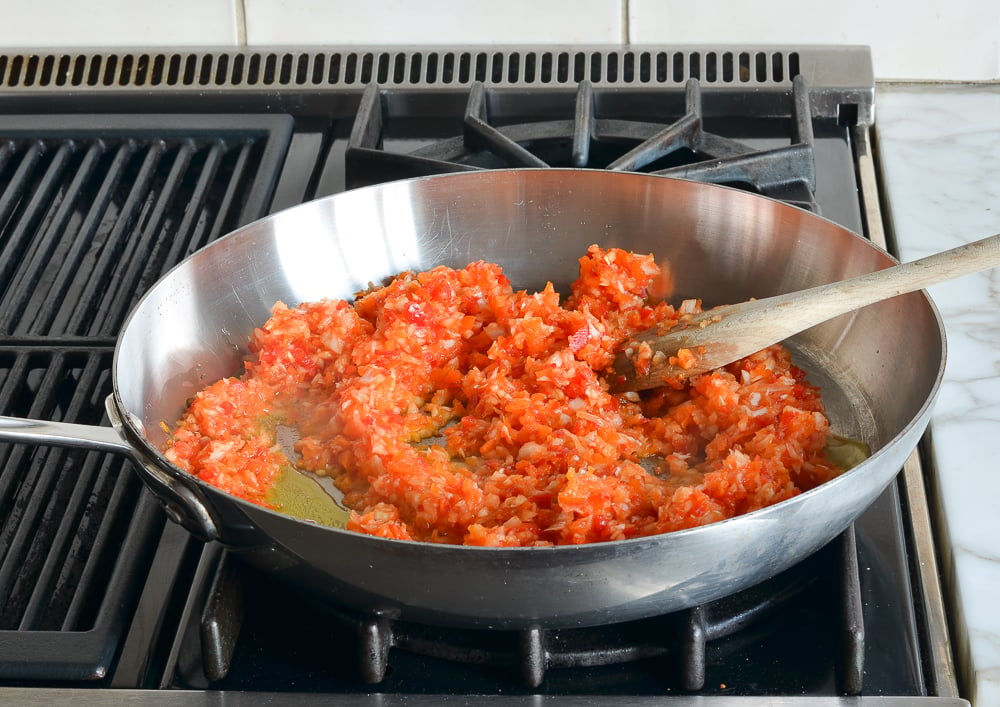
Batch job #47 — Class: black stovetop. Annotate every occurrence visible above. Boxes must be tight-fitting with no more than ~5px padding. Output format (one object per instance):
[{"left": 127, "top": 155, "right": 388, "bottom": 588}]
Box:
[{"left": 0, "top": 45, "right": 956, "bottom": 703}]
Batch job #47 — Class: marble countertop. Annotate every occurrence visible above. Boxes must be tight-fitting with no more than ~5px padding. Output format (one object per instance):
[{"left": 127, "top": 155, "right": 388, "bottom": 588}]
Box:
[{"left": 875, "top": 82, "right": 1000, "bottom": 707}]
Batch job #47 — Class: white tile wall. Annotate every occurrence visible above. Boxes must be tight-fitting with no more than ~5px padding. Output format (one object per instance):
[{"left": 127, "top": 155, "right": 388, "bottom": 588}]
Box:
[
  {"left": 0, "top": 0, "right": 241, "bottom": 48},
  {"left": 628, "top": 0, "right": 1000, "bottom": 81},
  {"left": 243, "top": 0, "right": 625, "bottom": 46},
  {"left": 0, "top": 0, "right": 995, "bottom": 80}
]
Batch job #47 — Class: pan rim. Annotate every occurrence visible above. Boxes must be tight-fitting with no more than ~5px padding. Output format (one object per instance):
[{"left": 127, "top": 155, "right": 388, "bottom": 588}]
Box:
[{"left": 109, "top": 167, "right": 948, "bottom": 553}]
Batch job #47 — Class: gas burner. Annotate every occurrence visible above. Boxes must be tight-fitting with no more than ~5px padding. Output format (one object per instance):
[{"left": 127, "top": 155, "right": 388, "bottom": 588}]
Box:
[{"left": 346, "top": 77, "right": 818, "bottom": 211}]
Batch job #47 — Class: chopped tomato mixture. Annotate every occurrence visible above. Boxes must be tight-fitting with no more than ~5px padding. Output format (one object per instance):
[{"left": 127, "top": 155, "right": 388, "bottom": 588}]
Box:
[{"left": 164, "top": 245, "right": 842, "bottom": 546}]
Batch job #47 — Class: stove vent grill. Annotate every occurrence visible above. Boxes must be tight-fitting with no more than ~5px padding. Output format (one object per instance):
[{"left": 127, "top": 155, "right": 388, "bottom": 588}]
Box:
[{"left": 0, "top": 48, "right": 803, "bottom": 90}]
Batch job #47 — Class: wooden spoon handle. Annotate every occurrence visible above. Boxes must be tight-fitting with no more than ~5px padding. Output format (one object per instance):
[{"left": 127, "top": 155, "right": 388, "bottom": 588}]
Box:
[
  {"left": 748, "top": 231, "right": 1000, "bottom": 333},
  {"left": 614, "top": 232, "right": 1000, "bottom": 391}
]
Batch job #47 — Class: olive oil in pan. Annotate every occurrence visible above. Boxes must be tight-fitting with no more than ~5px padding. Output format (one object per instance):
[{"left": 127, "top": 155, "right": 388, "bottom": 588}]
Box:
[
  {"left": 272, "top": 424, "right": 351, "bottom": 529},
  {"left": 268, "top": 465, "right": 350, "bottom": 529}
]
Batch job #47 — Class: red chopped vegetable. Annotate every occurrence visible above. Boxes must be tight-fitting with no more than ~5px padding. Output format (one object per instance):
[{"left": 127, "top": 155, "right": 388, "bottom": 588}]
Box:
[{"left": 164, "top": 245, "right": 842, "bottom": 546}]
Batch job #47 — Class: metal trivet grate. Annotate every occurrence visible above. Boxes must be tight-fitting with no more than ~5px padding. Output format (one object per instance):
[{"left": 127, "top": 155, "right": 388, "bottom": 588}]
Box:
[
  {"left": 345, "top": 77, "right": 818, "bottom": 211},
  {"left": 0, "top": 114, "right": 292, "bottom": 681},
  {"left": 190, "top": 527, "right": 864, "bottom": 694},
  {"left": 0, "top": 114, "right": 292, "bottom": 338}
]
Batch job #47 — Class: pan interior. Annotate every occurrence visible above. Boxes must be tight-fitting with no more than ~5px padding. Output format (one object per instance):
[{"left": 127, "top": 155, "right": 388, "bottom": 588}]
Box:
[
  {"left": 113, "top": 170, "right": 943, "bottom": 477},
  {"left": 786, "top": 339, "right": 875, "bottom": 447}
]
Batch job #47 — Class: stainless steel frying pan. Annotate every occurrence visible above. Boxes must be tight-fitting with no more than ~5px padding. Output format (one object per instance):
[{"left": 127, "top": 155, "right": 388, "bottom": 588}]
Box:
[{"left": 0, "top": 169, "right": 944, "bottom": 630}]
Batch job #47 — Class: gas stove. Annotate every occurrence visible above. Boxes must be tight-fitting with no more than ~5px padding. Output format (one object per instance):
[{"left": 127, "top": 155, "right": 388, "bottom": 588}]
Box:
[{"left": 0, "top": 45, "right": 967, "bottom": 705}]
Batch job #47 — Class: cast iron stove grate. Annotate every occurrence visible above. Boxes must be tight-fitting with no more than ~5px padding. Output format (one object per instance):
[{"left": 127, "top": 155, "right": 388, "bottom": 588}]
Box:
[
  {"left": 176, "top": 527, "right": 865, "bottom": 695},
  {"left": 345, "top": 76, "right": 818, "bottom": 212},
  {"left": 0, "top": 53, "right": 930, "bottom": 696},
  {"left": 0, "top": 115, "right": 292, "bottom": 338},
  {"left": 0, "top": 114, "right": 292, "bottom": 681},
  {"left": 0, "top": 347, "right": 162, "bottom": 681}
]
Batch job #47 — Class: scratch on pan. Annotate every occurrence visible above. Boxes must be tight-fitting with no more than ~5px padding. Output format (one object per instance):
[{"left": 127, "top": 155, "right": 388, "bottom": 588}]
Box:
[
  {"left": 444, "top": 206, "right": 454, "bottom": 244},
  {"left": 441, "top": 206, "right": 475, "bottom": 255},
  {"left": 231, "top": 285, "right": 255, "bottom": 324}
]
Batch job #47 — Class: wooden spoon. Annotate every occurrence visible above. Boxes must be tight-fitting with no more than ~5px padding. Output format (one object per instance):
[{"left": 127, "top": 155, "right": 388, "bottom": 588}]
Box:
[{"left": 611, "top": 232, "right": 1000, "bottom": 392}]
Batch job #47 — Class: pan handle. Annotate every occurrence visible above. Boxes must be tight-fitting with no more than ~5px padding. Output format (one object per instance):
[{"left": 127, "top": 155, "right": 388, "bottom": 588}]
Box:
[
  {"left": 0, "top": 416, "right": 132, "bottom": 453},
  {"left": 0, "top": 410, "right": 221, "bottom": 544},
  {"left": 101, "top": 398, "right": 221, "bottom": 544},
  {"left": 126, "top": 447, "right": 221, "bottom": 544}
]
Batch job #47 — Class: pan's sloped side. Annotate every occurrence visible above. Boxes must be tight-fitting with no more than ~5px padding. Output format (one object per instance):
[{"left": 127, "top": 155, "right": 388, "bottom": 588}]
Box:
[
  {"left": 238, "top": 408, "right": 928, "bottom": 631},
  {"left": 112, "top": 169, "right": 945, "bottom": 629}
]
